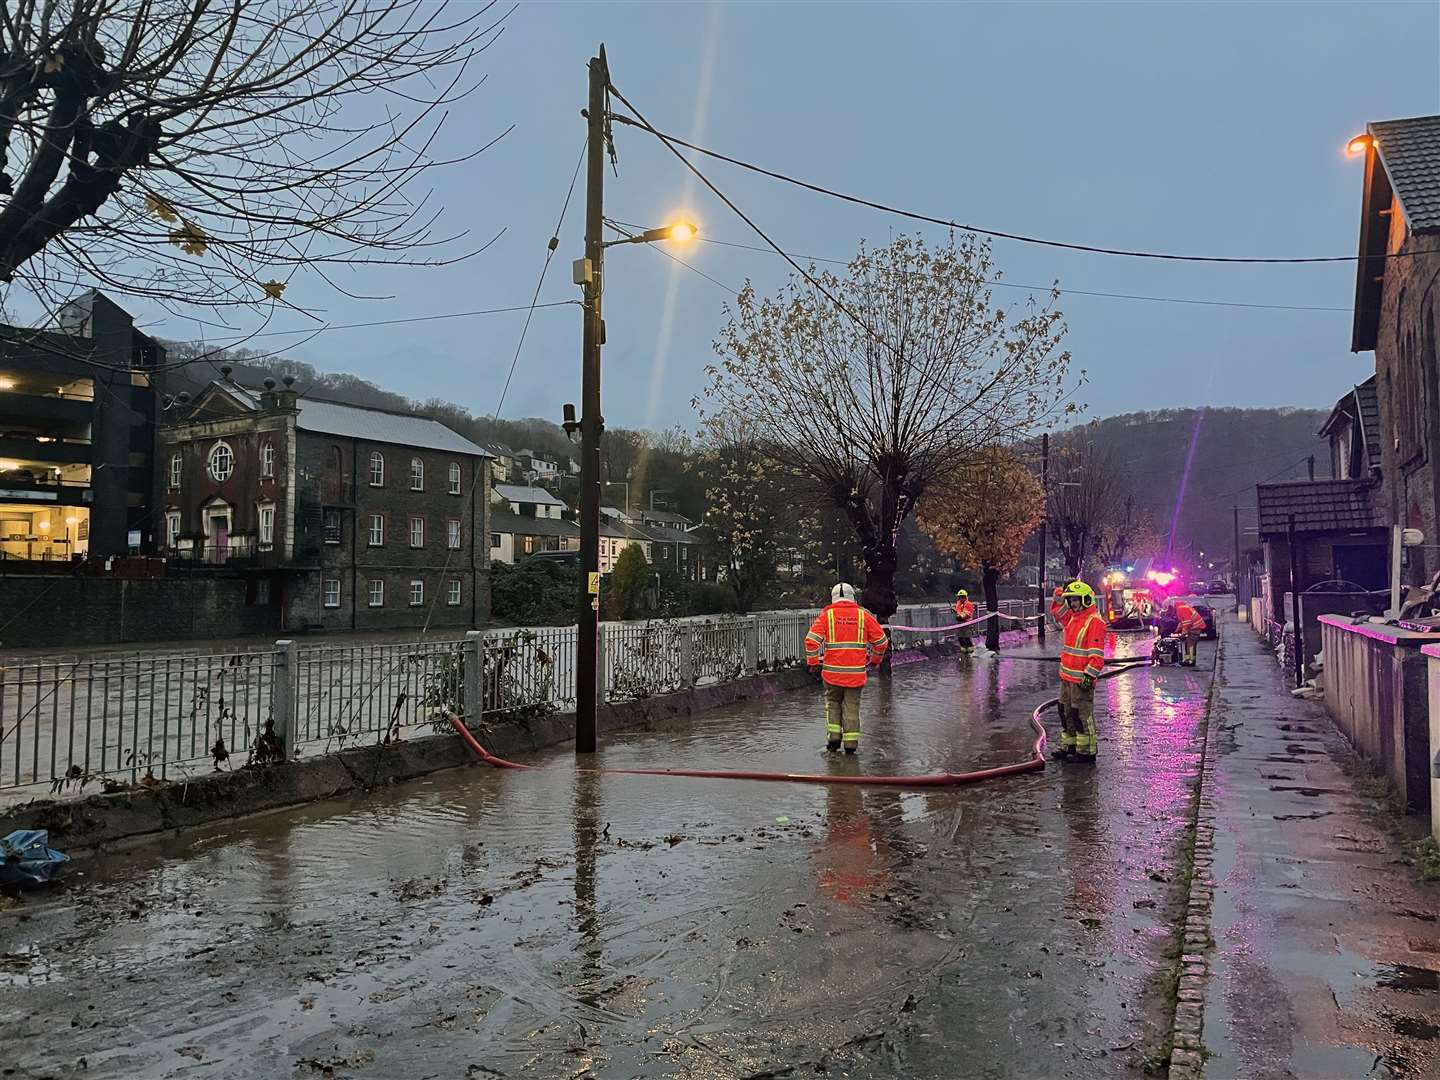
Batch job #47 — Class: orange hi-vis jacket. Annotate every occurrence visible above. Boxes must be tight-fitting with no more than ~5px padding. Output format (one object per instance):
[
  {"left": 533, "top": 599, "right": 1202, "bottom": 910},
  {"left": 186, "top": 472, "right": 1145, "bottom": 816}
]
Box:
[
  {"left": 1173, "top": 601, "right": 1205, "bottom": 636},
  {"left": 1050, "top": 597, "right": 1107, "bottom": 685},
  {"left": 805, "top": 600, "right": 889, "bottom": 687},
  {"left": 954, "top": 599, "right": 976, "bottom": 621}
]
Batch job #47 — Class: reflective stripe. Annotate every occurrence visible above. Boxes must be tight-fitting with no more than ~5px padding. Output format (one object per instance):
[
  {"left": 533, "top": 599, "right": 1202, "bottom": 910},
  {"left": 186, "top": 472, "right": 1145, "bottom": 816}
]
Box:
[{"left": 823, "top": 663, "right": 870, "bottom": 673}]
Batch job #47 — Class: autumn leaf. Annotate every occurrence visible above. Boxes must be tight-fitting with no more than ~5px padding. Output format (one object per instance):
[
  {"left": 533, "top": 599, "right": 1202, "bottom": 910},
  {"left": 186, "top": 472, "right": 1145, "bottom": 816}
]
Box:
[
  {"left": 168, "top": 220, "right": 209, "bottom": 256},
  {"left": 261, "top": 279, "right": 286, "bottom": 300},
  {"left": 144, "top": 193, "right": 179, "bottom": 223}
]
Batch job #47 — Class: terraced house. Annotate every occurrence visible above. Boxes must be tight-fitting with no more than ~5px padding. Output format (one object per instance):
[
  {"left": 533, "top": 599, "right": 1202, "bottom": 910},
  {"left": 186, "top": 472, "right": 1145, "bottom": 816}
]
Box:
[{"left": 160, "top": 376, "right": 492, "bottom": 631}]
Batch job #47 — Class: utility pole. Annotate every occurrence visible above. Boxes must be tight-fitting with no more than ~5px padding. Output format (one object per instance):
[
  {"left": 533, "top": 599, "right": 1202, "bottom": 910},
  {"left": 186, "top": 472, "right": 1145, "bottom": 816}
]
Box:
[
  {"left": 575, "top": 47, "right": 608, "bottom": 755},
  {"left": 1232, "top": 504, "right": 1241, "bottom": 614},
  {"left": 1037, "top": 432, "right": 1049, "bottom": 642},
  {"left": 1288, "top": 513, "right": 1304, "bottom": 690}
]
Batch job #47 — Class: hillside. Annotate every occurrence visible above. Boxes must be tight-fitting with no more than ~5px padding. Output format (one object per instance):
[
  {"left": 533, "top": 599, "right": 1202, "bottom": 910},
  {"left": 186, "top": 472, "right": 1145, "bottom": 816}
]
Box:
[{"left": 1064, "top": 407, "right": 1333, "bottom": 566}]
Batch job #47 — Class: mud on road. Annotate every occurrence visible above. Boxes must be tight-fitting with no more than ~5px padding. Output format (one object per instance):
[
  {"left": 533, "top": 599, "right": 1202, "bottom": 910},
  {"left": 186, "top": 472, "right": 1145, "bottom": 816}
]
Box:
[{"left": 0, "top": 639, "right": 1214, "bottom": 1078}]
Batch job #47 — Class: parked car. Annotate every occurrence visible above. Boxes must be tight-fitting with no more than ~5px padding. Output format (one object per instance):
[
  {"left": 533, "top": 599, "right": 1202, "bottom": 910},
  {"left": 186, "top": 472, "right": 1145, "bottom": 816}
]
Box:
[
  {"left": 525, "top": 550, "right": 581, "bottom": 568},
  {"left": 0, "top": 467, "right": 37, "bottom": 485},
  {"left": 1157, "top": 602, "right": 1218, "bottom": 640},
  {"left": 1207, "top": 580, "right": 1229, "bottom": 596}
]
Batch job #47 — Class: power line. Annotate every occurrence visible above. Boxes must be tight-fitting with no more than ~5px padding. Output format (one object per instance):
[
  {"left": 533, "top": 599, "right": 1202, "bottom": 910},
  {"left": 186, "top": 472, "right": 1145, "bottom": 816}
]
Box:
[
  {"left": 608, "top": 111, "right": 1395, "bottom": 266},
  {"left": 691, "top": 235, "right": 1350, "bottom": 313}
]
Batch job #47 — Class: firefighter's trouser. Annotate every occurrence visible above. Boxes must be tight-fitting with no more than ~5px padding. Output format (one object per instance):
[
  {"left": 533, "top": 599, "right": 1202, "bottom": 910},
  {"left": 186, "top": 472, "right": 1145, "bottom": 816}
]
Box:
[
  {"left": 1183, "top": 630, "right": 1200, "bottom": 665},
  {"left": 1058, "top": 680, "right": 1098, "bottom": 755},
  {"left": 958, "top": 633, "right": 974, "bottom": 653},
  {"left": 824, "top": 684, "right": 863, "bottom": 748}
]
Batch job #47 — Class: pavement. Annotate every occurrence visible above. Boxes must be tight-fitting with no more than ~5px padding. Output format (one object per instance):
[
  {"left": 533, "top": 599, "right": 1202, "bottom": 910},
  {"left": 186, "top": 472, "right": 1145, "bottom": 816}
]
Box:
[
  {"left": 1, "top": 633, "right": 1210, "bottom": 1079},
  {"left": 1198, "top": 614, "right": 1440, "bottom": 1079}
]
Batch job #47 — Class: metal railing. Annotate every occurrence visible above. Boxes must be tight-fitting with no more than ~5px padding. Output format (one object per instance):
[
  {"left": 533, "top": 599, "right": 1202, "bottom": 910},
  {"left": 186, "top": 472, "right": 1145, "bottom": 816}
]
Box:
[{"left": 0, "top": 602, "right": 1041, "bottom": 800}]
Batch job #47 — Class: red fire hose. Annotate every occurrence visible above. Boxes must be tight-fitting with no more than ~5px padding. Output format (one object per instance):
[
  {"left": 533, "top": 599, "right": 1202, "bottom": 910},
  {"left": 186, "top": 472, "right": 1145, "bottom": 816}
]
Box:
[{"left": 447, "top": 657, "right": 1152, "bottom": 790}]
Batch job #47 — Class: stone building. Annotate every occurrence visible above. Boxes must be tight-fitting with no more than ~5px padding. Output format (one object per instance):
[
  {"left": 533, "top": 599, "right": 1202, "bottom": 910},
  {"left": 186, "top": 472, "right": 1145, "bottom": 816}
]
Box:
[
  {"left": 1352, "top": 113, "right": 1440, "bottom": 583},
  {"left": 160, "top": 378, "right": 491, "bottom": 631}
]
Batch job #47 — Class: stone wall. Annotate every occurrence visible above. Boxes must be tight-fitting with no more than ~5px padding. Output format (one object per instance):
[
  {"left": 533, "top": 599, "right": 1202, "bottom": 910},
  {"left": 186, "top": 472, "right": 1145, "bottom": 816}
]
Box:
[{"left": 0, "top": 573, "right": 280, "bottom": 648}]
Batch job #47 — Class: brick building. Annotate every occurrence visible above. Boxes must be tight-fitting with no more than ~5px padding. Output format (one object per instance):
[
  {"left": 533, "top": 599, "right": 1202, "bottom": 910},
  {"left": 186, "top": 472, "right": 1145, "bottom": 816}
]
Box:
[
  {"left": 1352, "top": 113, "right": 1440, "bottom": 584},
  {"left": 160, "top": 378, "right": 491, "bottom": 631}
]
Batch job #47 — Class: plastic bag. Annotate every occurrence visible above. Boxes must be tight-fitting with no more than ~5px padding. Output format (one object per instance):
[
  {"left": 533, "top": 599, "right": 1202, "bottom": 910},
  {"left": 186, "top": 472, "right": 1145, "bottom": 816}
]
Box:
[{"left": 0, "top": 829, "right": 69, "bottom": 889}]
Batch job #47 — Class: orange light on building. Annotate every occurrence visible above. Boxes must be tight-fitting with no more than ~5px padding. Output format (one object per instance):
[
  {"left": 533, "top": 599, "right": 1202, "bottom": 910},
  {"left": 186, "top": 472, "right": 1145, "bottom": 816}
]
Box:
[{"left": 1346, "top": 134, "right": 1372, "bottom": 157}]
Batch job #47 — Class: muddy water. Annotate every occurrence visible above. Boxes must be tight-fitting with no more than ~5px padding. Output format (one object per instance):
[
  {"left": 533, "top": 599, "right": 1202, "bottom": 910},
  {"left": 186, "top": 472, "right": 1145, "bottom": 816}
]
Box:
[{"left": 0, "top": 640, "right": 1213, "bottom": 1078}]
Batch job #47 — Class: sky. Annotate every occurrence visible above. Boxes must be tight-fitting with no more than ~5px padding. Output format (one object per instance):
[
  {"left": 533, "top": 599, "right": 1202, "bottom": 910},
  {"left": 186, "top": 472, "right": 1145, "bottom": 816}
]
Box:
[{"left": 113, "top": 1, "right": 1440, "bottom": 428}]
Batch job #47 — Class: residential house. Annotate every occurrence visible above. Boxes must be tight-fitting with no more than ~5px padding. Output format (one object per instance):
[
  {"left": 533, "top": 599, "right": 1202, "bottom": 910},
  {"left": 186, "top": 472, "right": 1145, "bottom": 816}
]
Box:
[
  {"left": 494, "top": 483, "right": 566, "bottom": 520},
  {"left": 483, "top": 443, "right": 517, "bottom": 485},
  {"left": 1321, "top": 375, "right": 1382, "bottom": 482},
  {"left": 515, "top": 449, "right": 560, "bottom": 485},
  {"left": 490, "top": 510, "right": 579, "bottom": 565},
  {"left": 0, "top": 291, "right": 167, "bottom": 560},
  {"left": 1351, "top": 113, "right": 1440, "bottom": 584},
  {"left": 600, "top": 518, "right": 652, "bottom": 573},
  {"left": 633, "top": 508, "right": 707, "bottom": 581},
  {"left": 160, "top": 379, "right": 491, "bottom": 631}
]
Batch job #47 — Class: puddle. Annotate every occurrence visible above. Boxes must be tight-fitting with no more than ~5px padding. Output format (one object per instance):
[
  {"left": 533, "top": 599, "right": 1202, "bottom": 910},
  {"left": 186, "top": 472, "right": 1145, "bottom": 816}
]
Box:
[
  {"left": 1378, "top": 964, "right": 1440, "bottom": 992},
  {"left": 1274, "top": 811, "right": 1334, "bottom": 822},
  {"left": 1268, "top": 786, "right": 1343, "bottom": 797}
]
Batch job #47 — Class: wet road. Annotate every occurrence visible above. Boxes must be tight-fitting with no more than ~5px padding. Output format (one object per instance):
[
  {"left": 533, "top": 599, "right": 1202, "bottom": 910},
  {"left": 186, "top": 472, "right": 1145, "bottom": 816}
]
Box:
[{"left": 0, "top": 637, "right": 1215, "bottom": 1078}]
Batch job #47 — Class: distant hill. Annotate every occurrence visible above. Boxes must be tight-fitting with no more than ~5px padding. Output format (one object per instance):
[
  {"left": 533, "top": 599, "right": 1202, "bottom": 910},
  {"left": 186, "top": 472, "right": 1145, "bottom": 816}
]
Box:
[{"left": 1064, "top": 407, "right": 1332, "bottom": 566}]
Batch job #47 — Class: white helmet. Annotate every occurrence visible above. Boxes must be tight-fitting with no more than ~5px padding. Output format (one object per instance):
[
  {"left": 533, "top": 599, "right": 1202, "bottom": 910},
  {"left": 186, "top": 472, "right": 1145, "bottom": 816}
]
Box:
[{"left": 831, "top": 582, "right": 857, "bottom": 603}]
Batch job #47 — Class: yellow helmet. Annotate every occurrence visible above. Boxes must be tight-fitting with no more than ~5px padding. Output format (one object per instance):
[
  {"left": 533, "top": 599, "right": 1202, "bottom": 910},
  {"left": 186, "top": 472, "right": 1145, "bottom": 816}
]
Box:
[
  {"left": 956, "top": 589, "right": 968, "bottom": 599},
  {"left": 1061, "top": 580, "right": 1096, "bottom": 607}
]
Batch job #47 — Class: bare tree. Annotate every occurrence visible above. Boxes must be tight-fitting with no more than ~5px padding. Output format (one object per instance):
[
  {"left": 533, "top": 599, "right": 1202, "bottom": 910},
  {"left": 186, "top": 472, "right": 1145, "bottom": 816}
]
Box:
[
  {"left": 706, "top": 233, "right": 1078, "bottom": 620},
  {"left": 1048, "top": 437, "right": 1120, "bottom": 579},
  {"left": 1093, "top": 492, "right": 1160, "bottom": 571},
  {"left": 0, "top": 0, "right": 510, "bottom": 317}
]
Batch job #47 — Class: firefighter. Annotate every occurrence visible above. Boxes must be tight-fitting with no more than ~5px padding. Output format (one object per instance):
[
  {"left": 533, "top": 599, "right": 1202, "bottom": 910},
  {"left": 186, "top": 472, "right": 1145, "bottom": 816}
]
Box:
[
  {"left": 1050, "top": 581, "right": 1108, "bottom": 764},
  {"left": 953, "top": 589, "right": 977, "bottom": 654},
  {"left": 1170, "top": 598, "right": 1206, "bottom": 667},
  {"left": 805, "top": 583, "right": 889, "bottom": 753}
]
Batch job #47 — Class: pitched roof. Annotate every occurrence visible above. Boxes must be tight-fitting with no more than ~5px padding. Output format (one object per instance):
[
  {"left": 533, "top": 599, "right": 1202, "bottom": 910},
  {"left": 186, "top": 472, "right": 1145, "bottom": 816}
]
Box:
[
  {"left": 494, "top": 483, "right": 566, "bottom": 506},
  {"left": 187, "top": 381, "right": 489, "bottom": 456},
  {"left": 489, "top": 510, "right": 579, "bottom": 540},
  {"left": 1319, "top": 375, "right": 1381, "bottom": 473},
  {"left": 1372, "top": 115, "right": 1440, "bottom": 233},
  {"left": 634, "top": 523, "right": 705, "bottom": 545},
  {"left": 294, "top": 398, "right": 488, "bottom": 456},
  {"left": 637, "top": 509, "right": 693, "bottom": 526},
  {"left": 1352, "top": 114, "right": 1440, "bottom": 350},
  {"left": 1256, "top": 479, "right": 1383, "bottom": 536}
]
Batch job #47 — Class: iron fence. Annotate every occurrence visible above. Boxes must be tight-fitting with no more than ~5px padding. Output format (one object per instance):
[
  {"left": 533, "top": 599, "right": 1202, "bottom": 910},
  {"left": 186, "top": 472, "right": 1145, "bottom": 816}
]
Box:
[{"left": 0, "top": 601, "right": 1044, "bottom": 799}]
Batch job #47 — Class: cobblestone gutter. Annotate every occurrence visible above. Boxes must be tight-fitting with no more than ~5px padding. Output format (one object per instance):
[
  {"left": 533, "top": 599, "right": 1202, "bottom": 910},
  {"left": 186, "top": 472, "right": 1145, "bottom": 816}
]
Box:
[{"left": 1168, "top": 637, "right": 1223, "bottom": 1078}]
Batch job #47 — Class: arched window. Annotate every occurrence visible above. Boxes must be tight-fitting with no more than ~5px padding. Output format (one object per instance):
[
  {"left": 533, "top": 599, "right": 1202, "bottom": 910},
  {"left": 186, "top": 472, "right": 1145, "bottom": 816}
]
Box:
[
  {"left": 410, "top": 457, "right": 424, "bottom": 491},
  {"left": 448, "top": 462, "right": 462, "bottom": 495},
  {"left": 168, "top": 453, "right": 182, "bottom": 491},
  {"left": 368, "top": 451, "right": 384, "bottom": 487},
  {"left": 260, "top": 441, "right": 275, "bottom": 478},
  {"left": 207, "top": 441, "right": 234, "bottom": 482}
]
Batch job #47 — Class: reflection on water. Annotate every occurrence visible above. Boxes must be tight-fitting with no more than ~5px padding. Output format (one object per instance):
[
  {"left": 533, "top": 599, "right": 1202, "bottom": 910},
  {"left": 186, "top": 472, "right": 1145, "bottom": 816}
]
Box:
[{"left": 0, "top": 642, "right": 1215, "bottom": 1079}]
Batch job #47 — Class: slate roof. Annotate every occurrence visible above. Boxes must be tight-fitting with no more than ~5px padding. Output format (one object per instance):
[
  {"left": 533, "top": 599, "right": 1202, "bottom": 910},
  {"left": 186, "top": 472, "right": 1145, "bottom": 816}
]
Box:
[
  {"left": 489, "top": 510, "right": 579, "bottom": 540},
  {"left": 1256, "top": 479, "right": 1383, "bottom": 537},
  {"left": 195, "top": 382, "right": 489, "bottom": 456},
  {"left": 493, "top": 483, "right": 566, "bottom": 507},
  {"left": 636, "top": 509, "right": 694, "bottom": 527},
  {"left": 295, "top": 398, "right": 489, "bottom": 456},
  {"left": 635, "top": 523, "right": 705, "bottom": 545},
  {"left": 1372, "top": 114, "right": 1440, "bottom": 233},
  {"left": 1319, "top": 375, "right": 1381, "bottom": 473}
]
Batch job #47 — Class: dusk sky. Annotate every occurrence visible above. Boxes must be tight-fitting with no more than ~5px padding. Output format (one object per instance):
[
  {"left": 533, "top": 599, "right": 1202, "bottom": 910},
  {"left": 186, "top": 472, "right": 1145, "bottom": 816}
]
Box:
[{"left": 134, "top": 1, "right": 1440, "bottom": 429}]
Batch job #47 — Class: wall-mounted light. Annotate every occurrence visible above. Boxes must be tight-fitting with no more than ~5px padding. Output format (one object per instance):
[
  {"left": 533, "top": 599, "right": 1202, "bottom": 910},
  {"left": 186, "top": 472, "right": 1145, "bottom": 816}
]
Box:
[{"left": 0, "top": 377, "right": 13, "bottom": 390}]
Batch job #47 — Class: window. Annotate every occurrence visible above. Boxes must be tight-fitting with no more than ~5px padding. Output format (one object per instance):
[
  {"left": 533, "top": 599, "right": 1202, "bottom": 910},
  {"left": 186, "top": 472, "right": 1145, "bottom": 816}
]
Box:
[
  {"left": 260, "top": 442, "right": 275, "bottom": 478},
  {"left": 207, "top": 441, "right": 234, "bottom": 482},
  {"left": 368, "top": 513, "right": 384, "bottom": 546},
  {"left": 410, "top": 457, "right": 424, "bottom": 491},
  {"left": 447, "top": 519, "right": 461, "bottom": 549},
  {"left": 369, "top": 450, "right": 384, "bottom": 487},
  {"left": 368, "top": 579, "right": 384, "bottom": 607},
  {"left": 166, "top": 511, "right": 181, "bottom": 548},
  {"left": 448, "top": 462, "right": 462, "bottom": 495},
  {"left": 409, "top": 515, "right": 425, "bottom": 548},
  {"left": 447, "top": 578, "right": 461, "bottom": 606},
  {"left": 409, "top": 579, "right": 424, "bottom": 606},
  {"left": 522, "top": 535, "right": 535, "bottom": 555},
  {"left": 326, "top": 445, "right": 344, "bottom": 502},
  {"left": 491, "top": 533, "right": 502, "bottom": 549},
  {"left": 258, "top": 503, "right": 275, "bottom": 546},
  {"left": 323, "top": 509, "right": 341, "bottom": 545},
  {"left": 168, "top": 453, "right": 182, "bottom": 491},
  {"left": 323, "top": 579, "right": 340, "bottom": 608}
]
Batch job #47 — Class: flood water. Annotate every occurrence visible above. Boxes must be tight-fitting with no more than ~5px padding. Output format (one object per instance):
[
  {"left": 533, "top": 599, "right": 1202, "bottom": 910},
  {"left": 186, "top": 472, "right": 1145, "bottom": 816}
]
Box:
[{"left": 0, "top": 638, "right": 1214, "bottom": 1078}]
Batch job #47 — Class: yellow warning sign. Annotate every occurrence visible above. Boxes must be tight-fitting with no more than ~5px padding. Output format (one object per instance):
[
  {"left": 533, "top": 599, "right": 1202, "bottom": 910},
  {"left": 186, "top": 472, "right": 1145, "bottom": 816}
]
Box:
[{"left": 588, "top": 572, "right": 601, "bottom": 595}]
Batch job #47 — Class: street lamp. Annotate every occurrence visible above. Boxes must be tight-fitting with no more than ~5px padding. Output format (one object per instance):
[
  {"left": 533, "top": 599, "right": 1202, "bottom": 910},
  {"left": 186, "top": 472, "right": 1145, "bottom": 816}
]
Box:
[{"left": 569, "top": 46, "right": 705, "bottom": 755}]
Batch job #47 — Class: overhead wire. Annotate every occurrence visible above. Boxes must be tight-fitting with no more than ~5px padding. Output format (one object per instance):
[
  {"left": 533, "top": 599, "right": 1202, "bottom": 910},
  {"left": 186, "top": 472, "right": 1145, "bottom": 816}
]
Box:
[
  {"left": 421, "top": 134, "right": 587, "bottom": 635},
  {"left": 606, "top": 111, "right": 1399, "bottom": 266}
]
